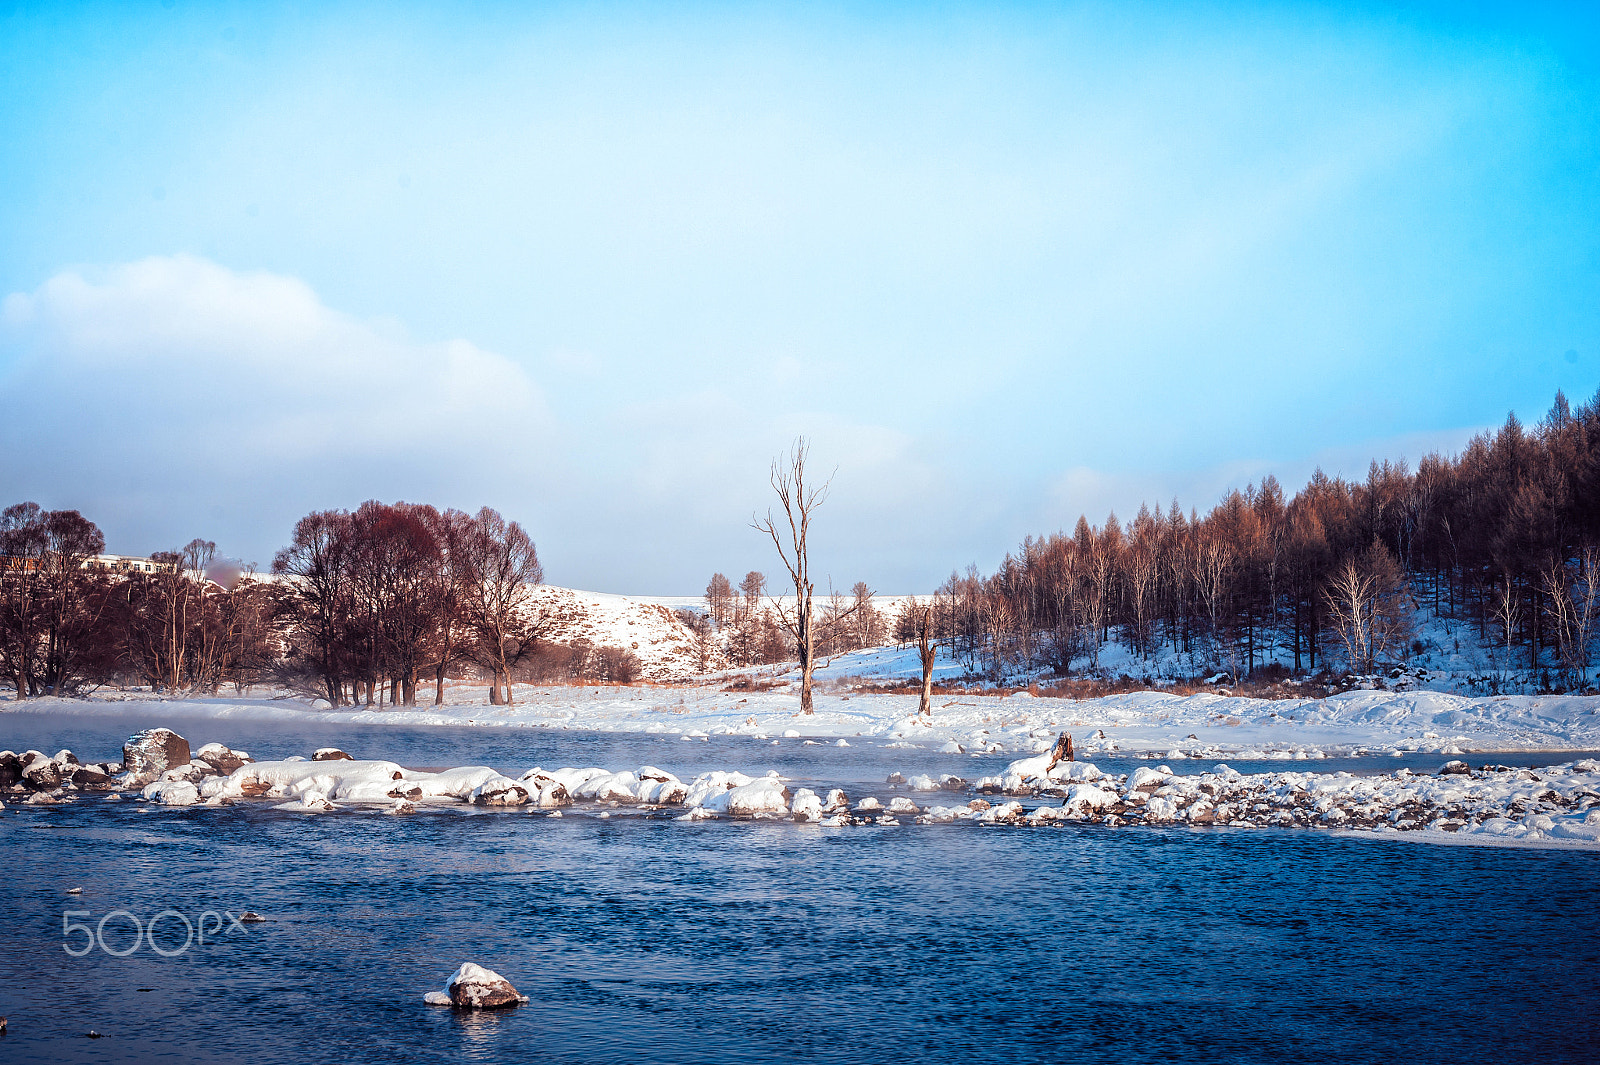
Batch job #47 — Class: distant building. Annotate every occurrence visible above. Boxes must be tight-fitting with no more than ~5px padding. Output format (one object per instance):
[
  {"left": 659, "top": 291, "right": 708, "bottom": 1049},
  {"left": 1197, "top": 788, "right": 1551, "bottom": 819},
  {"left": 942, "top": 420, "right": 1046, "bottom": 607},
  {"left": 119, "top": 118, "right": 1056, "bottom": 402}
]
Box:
[
  {"left": 82, "top": 554, "right": 177, "bottom": 575},
  {"left": 0, "top": 553, "right": 177, "bottom": 575}
]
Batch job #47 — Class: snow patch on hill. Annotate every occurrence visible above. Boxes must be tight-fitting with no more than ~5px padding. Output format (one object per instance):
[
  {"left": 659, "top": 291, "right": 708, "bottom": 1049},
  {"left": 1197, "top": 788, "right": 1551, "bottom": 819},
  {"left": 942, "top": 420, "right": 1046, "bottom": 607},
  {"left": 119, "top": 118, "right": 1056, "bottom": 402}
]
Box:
[{"left": 528, "top": 586, "right": 706, "bottom": 680}]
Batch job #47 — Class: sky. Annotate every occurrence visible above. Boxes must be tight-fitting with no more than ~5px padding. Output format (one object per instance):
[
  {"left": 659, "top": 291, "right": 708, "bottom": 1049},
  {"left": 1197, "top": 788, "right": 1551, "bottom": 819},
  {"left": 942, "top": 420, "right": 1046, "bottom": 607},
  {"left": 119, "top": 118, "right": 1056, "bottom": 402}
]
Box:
[{"left": 1, "top": 1, "right": 1598, "bottom": 594}]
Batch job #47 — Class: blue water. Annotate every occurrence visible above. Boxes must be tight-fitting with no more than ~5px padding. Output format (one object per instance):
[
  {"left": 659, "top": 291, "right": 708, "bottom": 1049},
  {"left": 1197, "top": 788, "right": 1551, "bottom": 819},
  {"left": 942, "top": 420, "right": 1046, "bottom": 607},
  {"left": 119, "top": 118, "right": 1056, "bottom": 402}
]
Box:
[{"left": 0, "top": 715, "right": 1596, "bottom": 1063}]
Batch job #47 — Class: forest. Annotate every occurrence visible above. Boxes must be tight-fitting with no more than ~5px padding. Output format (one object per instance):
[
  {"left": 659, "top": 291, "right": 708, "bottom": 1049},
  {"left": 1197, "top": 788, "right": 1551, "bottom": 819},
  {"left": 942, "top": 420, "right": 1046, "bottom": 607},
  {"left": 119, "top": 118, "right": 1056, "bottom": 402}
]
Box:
[{"left": 898, "top": 389, "right": 1599, "bottom": 690}]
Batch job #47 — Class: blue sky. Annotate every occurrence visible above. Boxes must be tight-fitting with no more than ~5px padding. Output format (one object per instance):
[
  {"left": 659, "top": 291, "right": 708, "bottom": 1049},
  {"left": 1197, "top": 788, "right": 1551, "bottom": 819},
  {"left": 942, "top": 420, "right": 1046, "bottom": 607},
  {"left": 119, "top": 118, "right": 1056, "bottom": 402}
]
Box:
[{"left": 1, "top": 1, "right": 1597, "bottom": 593}]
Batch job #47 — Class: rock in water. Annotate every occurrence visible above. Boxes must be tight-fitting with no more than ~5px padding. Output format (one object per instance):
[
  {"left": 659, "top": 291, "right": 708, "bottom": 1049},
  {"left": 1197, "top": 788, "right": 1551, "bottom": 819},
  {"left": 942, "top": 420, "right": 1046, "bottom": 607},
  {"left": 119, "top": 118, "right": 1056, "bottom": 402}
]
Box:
[
  {"left": 196, "top": 743, "right": 253, "bottom": 774},
  {"left": 313, "top": 748, "right": 354, "bottom": 762},
  {"left": 426, "top": 963, "right": 529, "bottom": 1009},
  {"left": 1439, "top": 760, "right": 1471, "bottom": 776},
  {"left": 123, "top": 729, "right": 191, "bottom": 785},
  {"left": 20, "top": 753, "right": 63, "bottom": 790},
  {"left": 71, "top": 765, "right": 112, "bottom": 788}
]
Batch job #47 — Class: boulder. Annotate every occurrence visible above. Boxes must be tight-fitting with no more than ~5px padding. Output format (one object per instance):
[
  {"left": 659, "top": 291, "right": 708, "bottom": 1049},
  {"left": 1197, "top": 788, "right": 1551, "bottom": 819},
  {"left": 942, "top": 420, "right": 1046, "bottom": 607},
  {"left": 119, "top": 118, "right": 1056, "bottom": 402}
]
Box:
[
  {"left": 1439, "top": 760, "right": 1471, "bottom": 776},
  {"left": 790, "top": 788, "right": 824, "bottom": 821},
  {"left": 124, "top": 729, "right": 191, "bottom": 785},
  {"left": 21, "top": 756, "right": 63, "bottom": 790},
  {"left": 160, "top": 761, "right": 216, "bottom": 784},
  {"left": 470, "top": 780, "right": 529, "bottom": 807},
  {"left": 52, "top": 749, "right": 79, "bottom": 766},
  {"left": 143, "top": 780, "right": 201, "bottom": 806},
  {"left": 196, "top": 743, "right": 253, "bottom": 774},
  {"left": 313, "top": 748, "right": 353, "bottom": 762},
  {"left": 71, "top": 765, "right": 112, "bottom": 788},
  {"left": 0, "top": 751, "right": 19, "bottom": 786},
  {"left": 723, "top": 778, "right": 791, "bottom": 817},
  {"left": 426, "top": 963, "right": 529, "bottom": 1009}
]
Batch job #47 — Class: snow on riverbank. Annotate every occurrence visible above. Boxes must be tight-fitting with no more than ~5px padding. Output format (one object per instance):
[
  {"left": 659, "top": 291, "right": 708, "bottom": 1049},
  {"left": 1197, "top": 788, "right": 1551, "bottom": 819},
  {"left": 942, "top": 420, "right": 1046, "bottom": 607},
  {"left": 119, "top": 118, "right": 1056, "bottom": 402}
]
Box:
[{"left": 9, "top": 682, "right": 1600, "bottom": 757}]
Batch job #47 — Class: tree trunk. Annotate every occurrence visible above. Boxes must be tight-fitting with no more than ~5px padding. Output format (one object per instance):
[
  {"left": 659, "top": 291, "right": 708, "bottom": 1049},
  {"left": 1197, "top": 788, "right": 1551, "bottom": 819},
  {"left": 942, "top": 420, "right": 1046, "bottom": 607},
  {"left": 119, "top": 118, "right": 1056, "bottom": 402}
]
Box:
[
  {"left": 1048, "top": 730, "right": 1074, "bottom": 769},
  {"left": 798, "top": 593, "right": 815, "bottom": 714}
]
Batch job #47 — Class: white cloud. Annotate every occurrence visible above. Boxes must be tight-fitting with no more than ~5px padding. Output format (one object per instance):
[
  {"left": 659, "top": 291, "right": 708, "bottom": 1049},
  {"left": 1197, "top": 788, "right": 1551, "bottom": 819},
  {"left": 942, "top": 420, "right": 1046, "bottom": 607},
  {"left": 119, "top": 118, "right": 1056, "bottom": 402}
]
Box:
[{"left": 0, "top": 255, "right": 549, "bottom": 563}]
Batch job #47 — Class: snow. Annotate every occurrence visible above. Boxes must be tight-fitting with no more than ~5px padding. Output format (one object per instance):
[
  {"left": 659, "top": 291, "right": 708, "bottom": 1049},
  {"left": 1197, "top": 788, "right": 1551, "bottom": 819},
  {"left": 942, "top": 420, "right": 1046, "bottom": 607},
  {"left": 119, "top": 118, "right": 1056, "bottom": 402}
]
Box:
[{"left": 16, "top": 682, "right": 1600, "bottom": 764}]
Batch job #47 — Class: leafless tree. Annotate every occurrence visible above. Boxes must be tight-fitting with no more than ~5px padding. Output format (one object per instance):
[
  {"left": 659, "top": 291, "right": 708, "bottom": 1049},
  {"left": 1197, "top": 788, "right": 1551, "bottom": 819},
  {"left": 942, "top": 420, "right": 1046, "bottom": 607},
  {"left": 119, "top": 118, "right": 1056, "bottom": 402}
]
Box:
[
  {"left": 676, "top": 607, "right": 716, "bottom": 673},
  {"left": 704, "top": 572, "right": 734, "bottom": 629},
  {"left": 1323, "top": 540, "right": 1412, "bottom": 673},
  {"left": 739, "top": 571, "right": 766, "bottom": 623},
  {"left": 912, "top": 597, "right": 937, "bottom": 716},
  {"left": 0, "top": 503, "right": 112, "bottom": 696},
  {"left": 1544, "top": 547, "right": 1600, "bottom": 679},
  {"left": 753, "top": 437, "right": 832, "bottom": 714},
  {"left": 461, "top": 507, "right": 545, "bottom": 705}
]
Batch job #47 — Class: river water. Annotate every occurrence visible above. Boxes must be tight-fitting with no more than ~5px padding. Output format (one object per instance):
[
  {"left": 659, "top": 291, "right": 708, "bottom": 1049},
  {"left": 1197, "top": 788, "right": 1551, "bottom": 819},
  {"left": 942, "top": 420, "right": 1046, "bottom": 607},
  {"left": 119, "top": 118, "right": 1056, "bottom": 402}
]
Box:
[{"left": 0, "top": 714, "right": 1596, "bottom": 1063}]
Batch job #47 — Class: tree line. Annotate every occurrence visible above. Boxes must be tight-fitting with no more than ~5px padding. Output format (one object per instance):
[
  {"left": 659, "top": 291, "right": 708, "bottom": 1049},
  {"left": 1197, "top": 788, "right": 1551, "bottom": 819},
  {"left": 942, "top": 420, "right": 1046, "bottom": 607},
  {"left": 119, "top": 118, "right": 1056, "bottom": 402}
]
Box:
[
  {"left": 895, "top": 387, "right": 1600, "bottom": 687},
  {"left": 685, "top": 570, "right": 888, "bottom": 673},
  {"left": 0, "top": 500, "right": 647, "bottom": 701}
]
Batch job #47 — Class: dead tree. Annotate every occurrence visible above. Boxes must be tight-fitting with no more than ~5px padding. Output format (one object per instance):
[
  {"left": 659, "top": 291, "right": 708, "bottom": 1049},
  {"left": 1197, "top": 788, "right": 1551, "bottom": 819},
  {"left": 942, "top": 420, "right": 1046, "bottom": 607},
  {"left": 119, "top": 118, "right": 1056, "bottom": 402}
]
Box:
[
  {"left": 914, "top": 598, "right": 936, "bottom": 716},
  {"left": 753, "top": 437, "right": 831, "bottom": 714}
]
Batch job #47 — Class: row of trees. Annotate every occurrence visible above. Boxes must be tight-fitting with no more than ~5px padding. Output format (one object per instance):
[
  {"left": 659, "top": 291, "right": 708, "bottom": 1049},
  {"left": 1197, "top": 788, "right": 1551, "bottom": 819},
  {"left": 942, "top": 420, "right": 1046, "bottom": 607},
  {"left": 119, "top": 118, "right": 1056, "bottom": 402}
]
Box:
[
  {"left": 271, "top": 502, "right": 547, "bottom": 706},
  {"left": 0, "top": 499, "right": 647, "bottom": 701},
  {"left": 0, "top": 504, "right": 278, "bottom": 697},
  {"left": 897, "top": 388, "right": 1600, "bottom": 684},
  {"left": 695, "top": 569, "right": 888, "bottom": 670}
]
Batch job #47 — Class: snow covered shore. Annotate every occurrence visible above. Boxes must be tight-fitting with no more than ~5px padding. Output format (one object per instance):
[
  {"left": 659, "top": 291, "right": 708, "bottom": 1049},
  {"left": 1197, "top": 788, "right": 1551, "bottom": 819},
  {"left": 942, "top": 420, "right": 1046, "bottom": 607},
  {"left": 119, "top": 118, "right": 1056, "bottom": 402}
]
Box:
[{"left": 10, "top": 682, "right": 1600, "bottom": 758}]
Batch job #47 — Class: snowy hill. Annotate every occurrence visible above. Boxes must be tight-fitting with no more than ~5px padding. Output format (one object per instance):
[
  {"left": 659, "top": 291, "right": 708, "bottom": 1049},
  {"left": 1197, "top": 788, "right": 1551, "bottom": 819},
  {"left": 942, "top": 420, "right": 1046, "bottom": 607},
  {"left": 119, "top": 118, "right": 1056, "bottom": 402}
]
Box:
[{"left": 527, "top": 586, "right": 708, "bottom": 681}]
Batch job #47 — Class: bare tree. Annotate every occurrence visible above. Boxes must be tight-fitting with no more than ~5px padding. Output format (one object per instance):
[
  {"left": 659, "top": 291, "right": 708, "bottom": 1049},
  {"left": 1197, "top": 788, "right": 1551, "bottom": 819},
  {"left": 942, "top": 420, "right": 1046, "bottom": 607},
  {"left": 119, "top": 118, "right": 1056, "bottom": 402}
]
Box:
[
  {"left": 1544, "top": 547, "right": 1600, "bottom": 680},
  {"left": 739, "top": 571, "right": 766, "bottom": 623},
  {"left": 1323, "top": 540, "right": 1412, "bottom": 674},
  {"left": 1491, "top": 574, "right": 1521, "bottom": 671},
  {"left": 704, "top": 573, "right": 734, "bottom": 629},
  {"left": 913, "top": 597, "right": 937, "bottom": 716},
  {"left": 753, "top": 438, "right": 832, "bottom": 714},
  {"left": 461, "top": 507, "right": 544, "bottom": 705},
  {"left": 273, "top": 510, "right": 356, "bottom": 705},
  {"left": 676, "top": 608, "right": 716, "bottom": 673}
]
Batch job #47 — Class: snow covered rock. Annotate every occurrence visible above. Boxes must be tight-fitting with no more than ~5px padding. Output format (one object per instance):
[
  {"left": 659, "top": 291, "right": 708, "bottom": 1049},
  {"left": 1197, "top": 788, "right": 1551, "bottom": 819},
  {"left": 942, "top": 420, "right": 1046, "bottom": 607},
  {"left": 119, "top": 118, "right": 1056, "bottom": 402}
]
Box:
[
  {"left": 980, "top": 801, "right": 1024, "bottom": 822},
  {"left": 1129, "top": 766, "right": 1170, "bottom": 790},
  {"left": 724, "top": 777, "right": 791, "bottom": 817},
  {"left": 517, "top": 770, "right": 574, "bottom": 807},
  {"left": 20, "top": 752, "right": 64, "bottom": 790},
  {"left": 426, "top": 963, "right": 529, "bottom": 1009},
  {"left": 142, "top": 780, "right": 200, "bottom": 806},
  {"left": 684, "top": 770, "right": 755, "bottom": 809},
  {"left": 1061, "top": 783, "right": 1117, "bottom": 816},
  {"left": 160, "top": 761, "right": 216, "bottom": 785},
  {"left": 1048, "top": 761, "right": 1102, "bottom": 782},
  {"left": 123, "top": 729, "right": 191, "bottom": 785},
  {"left": 196, "top": 743, "right": 253, "bottom": 774},
  {"left": 70, "top": 764, "right": 113, "bottom": 788},
  {"left": 1438, "top": 760, "right": 1471, "bottom": 776},
  {"left": 790, "top": 788, "right": 824, "bottom": 822},
  {"left": 313, "top": 748, "right": 354, "bottom": 762},
  {"left": 888, "top": 796, "right": 920, "bottom": 814},
  {"left": 823, "top": 788, "right": 850, "bottom": 811},
  {"left": 469, "top": 778, "right": 530, "bottom": 806}
]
